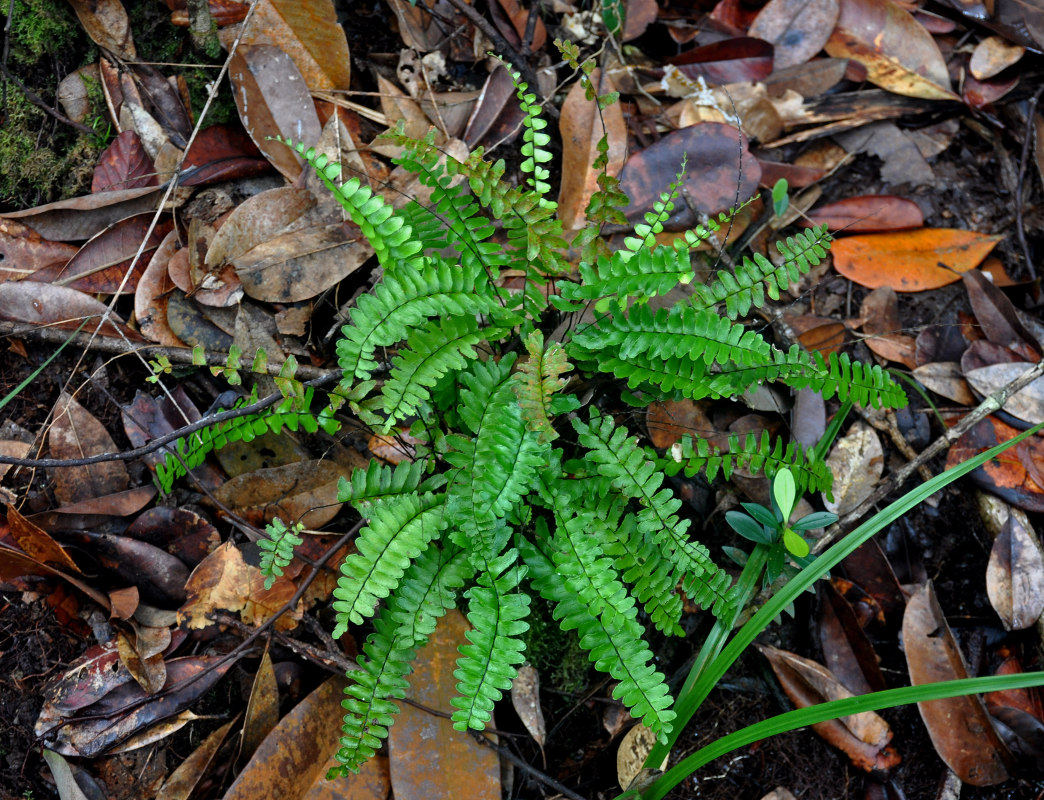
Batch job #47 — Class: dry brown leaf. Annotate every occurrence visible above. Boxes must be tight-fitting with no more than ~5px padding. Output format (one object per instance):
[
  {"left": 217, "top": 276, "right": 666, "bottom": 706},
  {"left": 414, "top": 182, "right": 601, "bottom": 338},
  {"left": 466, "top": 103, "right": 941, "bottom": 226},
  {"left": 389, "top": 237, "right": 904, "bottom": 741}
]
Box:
[
  {"left": 5, "top": 504, "right": 80, "bottom": 573},
  {"left": 903, "top": 583, "right": 1013, "bottom": 785},
  {"left": 912, "top": 362, "right": 974, "bottom": 405},
  {"left": 966, "top": 363, "right": 1044, "bottom": 427},
  {"left": 212, "top": 459, "right": 348, "bottom": 529},
  {"left": 241, "top": 648, "right": 280, "bottom": 761},
  {"left": 155, "top": 719, "right": 235, "bottom": 800},
  {"left": 178, "top": 541, "right": 301, "bottom": 631},
  {"left": 748, "top": 0, "right": 840, "bottom": 69},
  {"left": 986, "top": 511, "right": 1044, "bottom": 630},
  {"left": 970, "top": 36, "right": 1026, "bottom": 80},
  {"left": 67, "top": 0, "right": 136, "bottom": 59},
  {"left": 511, "top": 664, "right": 546, "bottom": 748},
  {"left": 135, "top": 230, "right": 185, "bottom": 347},
  {"left": 389, "top": 609, "right": 501, "bottom": 799},
  {"left": 617, "top": 723, "right": 669, "bottom": 791},
  {"left": 0, "top": 218, "right": 78, "bottom": 282},
  {"left": 1, "top": 185, "right": 164, "bottom": 242},
  {"left": 48, "top": 392, "right": 130, "bottom": 505},
  {"left": 557, "top": 68, "right": 627, "bottom": 231}
]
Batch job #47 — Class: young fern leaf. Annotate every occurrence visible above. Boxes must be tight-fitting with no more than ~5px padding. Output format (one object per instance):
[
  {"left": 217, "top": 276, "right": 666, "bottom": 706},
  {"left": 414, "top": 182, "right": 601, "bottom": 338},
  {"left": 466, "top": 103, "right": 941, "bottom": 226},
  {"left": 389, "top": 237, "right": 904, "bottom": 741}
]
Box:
[
  {"left": 524, "top": 497, "right": 676, "bottom": 739},
  {"left": 501, "top": 62, "right": 554, "bottom": 204},
  {"left": 337, "top": 459, "right": 427, "bottom": 509},
  {"left": 513, "top": 330, "right": 574, "bottom": 443},
  {"left": 452, "top": 548, "right": 530, "bottom": 730},
  {"left": 335, "top": 544, "right": 474, "bottom": 775},
  {"left": 623, "top": 172, "right": 683, "bottom": 256},
  {"left": 258, "top": 518, "right": 304, "bottom": 590},
  {"left": 572, "top": 409, "right": 734, "bottom": 616},
  {"left": 331, "top": 492, "right": 448, "bottom": 637}
]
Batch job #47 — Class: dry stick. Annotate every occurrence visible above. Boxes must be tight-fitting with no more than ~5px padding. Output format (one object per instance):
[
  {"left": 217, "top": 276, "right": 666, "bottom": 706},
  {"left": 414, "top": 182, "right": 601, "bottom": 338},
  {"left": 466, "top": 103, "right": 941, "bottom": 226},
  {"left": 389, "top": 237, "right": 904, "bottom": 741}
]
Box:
[
  {"left": 816, "top": 357, "right": 1044, "bottom": 552},
  {"left": 0, "top": 319, "right": 332, "bottom": 381},
  {"left": 0, "top": 371, "right": 341, "bottom": 469}
]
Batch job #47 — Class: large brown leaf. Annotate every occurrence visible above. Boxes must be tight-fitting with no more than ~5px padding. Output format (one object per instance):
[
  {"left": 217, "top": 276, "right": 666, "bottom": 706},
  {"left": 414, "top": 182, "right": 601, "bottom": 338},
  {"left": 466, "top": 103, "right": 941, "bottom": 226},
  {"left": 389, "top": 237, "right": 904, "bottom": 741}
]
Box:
[
  {"left": 986, "top": 510, "right": 1044, "bottom": 630},
  {"left": 804, "top": 195, "right": 924, "bottom": 232},
  {"left": 748, "top": 0, "right": 840, "bottom": 69},
  {"left": 617, "top": 123, "right": 761, "bottom": 229},
  {"left": 666, "top": 38, "right": 776, "bottom": 84},
  {"left": 93, "top": 130, "right": 158, "bottom": 193},
  {"left": 557, "top": 68, "right": 627, "bottom": 231},
  {"left": 211, "top": 459, "right": 349, "bottom": 529},
  {"left": 902, "top": 583, "right": 1013, "bottom": 785},
  {"left": 229, "top": 45, "right": 322, "bottom": 181},
  {"left": 825, "top": 0, "right": 956, "bottom": 100},
  {"left": 48, "top": 392, "right": 130, "bottom": 505},
  {"left": 389, "top": 609, "right": 501, "bottom": 799},
  {"left": 0, "top": 218, "right": 78, "bottom": 281},
  {"left": 1, "top": 185, "right": 164, "bottom": 241}
]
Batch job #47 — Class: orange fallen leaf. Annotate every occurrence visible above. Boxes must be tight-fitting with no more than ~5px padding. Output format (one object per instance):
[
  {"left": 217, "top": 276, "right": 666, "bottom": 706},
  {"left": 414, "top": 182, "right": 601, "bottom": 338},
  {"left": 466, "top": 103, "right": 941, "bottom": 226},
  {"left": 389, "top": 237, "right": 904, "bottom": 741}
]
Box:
[{"left": 832, "top": 229, "right": 1002, "bottom": 291}]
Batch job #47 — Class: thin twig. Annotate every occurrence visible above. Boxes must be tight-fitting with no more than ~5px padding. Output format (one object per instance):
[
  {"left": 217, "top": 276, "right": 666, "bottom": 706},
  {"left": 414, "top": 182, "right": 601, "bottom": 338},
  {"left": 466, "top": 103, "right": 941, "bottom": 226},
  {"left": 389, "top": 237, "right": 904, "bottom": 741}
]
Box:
[
  {"left": 0, "top": 62, "right": 95, "bottom": 135},
  {"left": 1015, "top": 86, "right": 1044, "bottom": 280},
  {"left": 0, "top": 371, "right": 341, "bottom": 469}
]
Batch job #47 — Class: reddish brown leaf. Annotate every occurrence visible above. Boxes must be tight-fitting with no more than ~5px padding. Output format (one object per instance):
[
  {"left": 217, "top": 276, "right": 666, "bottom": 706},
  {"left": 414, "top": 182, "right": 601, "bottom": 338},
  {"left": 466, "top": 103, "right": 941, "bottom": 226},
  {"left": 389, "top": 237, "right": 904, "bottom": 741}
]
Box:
[
  {"left": 986, "top": 651, "right": 1044, "bottom": 719},
  {"left": 618, "top": 123, "right": 761, "bottom": 229},
  {"left": 0, "top": 283, "right": 136, "bottom": 339},
  {"left": 748, "top": 0, "right": 840, "bottom": 69},
  {"left": 93, "top": 132, "right": 158, "bottom": 194},
  {"left": 948, "top": 417, "right": 1044, "bottom": 512},
  {"left": 180, "top": 123, "right": 269, "bottom": 187},
  {"left": 818, "top": 580, "right": 888, "bottom": 695},
  {"left": 787, "top": 314, "right": 847, "bottom": 356},
  {"left": 1, "top": 185, "right": 163, "bottom": 241},
  {"left": 623, "top": 0, "right": 659, "bottom": 40},
  {"left": 134, "top": 230, "right": 185, "bottom": 346},
  {"left": 491, "top": 0, "right": 547, "bottom": 51},
  {"left": 0, "top": 543, "right": 111, "bottom": 611},
  {"left": 558, "top": 68, "right": 627, "bottom": 231},
  {"left": 229, "top": 45, "right": 322, "bottom": 182},
  {"left": 117, "top": 628, "right": 166, "bottom": 693},
  {"left": 841, "top": 540, "right": 906, "bottom": 615},
  {"left": 48, "top": 392, "right": 130, "bottom": 505},
  {"left": 646, "top": 399, "right": 723, "bottom": 450},
  {"left": 963, "top": 70, "right": 1020, "bottom": 110},
  {"left": 666, "top": 38, "right": 775, "bottom": 84},
  {"left": 824, "top": 0, "right": 956, "bottom": 100},
  {"left": 804, "top": 195, "right": 924, "bottom": 233},
  {"left": 986, "top": 511, "right": 1044, "bottom": 631},
  {"left": 0, "top": 218, "right": 78, "bottom": 281},
  {"left": 832, "top": 229, "right": 1002, "bottom": 291},
  {"left": 757, "top": 160, "right": 826, "bottom": 189},
  {"left": 902, "top": 583, "right": 1013, "bottom": 785},
  {"left": 29, "top": 213, "right": 174, "bottom": 295},
  {"left": 389, "top": 609, "right": 501, "bottom": 798},
  {"left": 758, "top": 644, "right": 900, "bottom": 771},
  {"left": 463, "top": 65, "right": 526, "bottom": 149},
  {"left": 5, "top": 504, "right": 80, "bottom": 572}
]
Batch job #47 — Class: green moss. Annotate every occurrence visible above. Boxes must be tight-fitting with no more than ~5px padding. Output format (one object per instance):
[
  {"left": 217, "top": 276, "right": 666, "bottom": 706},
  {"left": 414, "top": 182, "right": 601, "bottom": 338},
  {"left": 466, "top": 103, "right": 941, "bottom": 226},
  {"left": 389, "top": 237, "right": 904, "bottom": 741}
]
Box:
[
  {"left": 6, "top": 0, "right": 84, "bottom": 65},
  {"left": 523, "top": 598, "right": 592, "bottom": 694},
  {"left": 0, "top": 90, "right": 101, "bottom": 207}
]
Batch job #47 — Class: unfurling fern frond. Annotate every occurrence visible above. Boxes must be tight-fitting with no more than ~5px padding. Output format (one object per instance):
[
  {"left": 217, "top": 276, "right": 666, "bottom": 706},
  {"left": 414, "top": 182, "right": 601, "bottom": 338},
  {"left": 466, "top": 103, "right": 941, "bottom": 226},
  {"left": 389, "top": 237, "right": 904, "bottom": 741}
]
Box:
[
  {"left": 523, "top": 502, "right": 676, "bottom": 740},
  {"left": 513, "top": 330, "right": 574, "bottom": 443},
  {"left": 334, "top": 544, "right": 473, "bottom": 775},
  {"left": 331, "top": 492, "right": 448, "bottom": 636},
  {"left": 690, "top": 226, "right": 833, "bottom": 319},
  {"left": 452, "top": 548, "right": 530, "bottom": 730},
  {"left": 661, "top": 429, "right": 833, "bottom": 495},
  {"left": 258, "top": 518, "right": 304, "bottom": 590},
  {"left": 572, "top": 409, "right": 734, "bottom": 616}
]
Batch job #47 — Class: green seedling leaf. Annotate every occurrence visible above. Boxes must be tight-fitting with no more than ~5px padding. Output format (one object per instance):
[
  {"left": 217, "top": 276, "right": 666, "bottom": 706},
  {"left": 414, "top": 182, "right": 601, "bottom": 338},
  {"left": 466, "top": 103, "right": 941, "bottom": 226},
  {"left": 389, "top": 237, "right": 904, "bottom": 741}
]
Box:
[
  {"left": 726, "top": 511, "right": 774, "bottom": 545},
  {"left": 773, "top": 468, "right": 797, "bottom": 522},
  {"left": 782, "top": 528, "right": 811, "bottom": 558},
  {"left": 772, "top": 178, "right": 789, "bottom": 217},
  {"left": 792, "top": 511, "right": 839, "bottom": 531},
  {"left": 740, "top": 502, "right": 779, "bottom": 528}
]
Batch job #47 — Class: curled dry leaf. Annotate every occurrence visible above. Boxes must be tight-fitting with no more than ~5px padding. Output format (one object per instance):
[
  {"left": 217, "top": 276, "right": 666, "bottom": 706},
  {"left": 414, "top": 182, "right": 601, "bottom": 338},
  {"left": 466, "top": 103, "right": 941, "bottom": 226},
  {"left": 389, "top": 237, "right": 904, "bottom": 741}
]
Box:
[
  {"left": 902, "top": 583, "right": 1013, "bottom": 785},
  {"left": 818, "top": 579, "right": 887, "bottom": 695},
  {"left": 67, "top": 0, "right": 136, "bottom": 59},
  {"left": 389, "top": 609, "right": 501, "bottom": 800},
  {"left": 178, "top": 541, "right": 302, "bottom": 631},
  {"left": 824, "top": 0, "right": 955, "bottom": 100},
  {"left": 832, "top": 229, "right": 1003, "bottom": 291},
  {"left": 986, "top": 510, "right": 1044, "bottom": 630},
  {"left": 49, "top": 392, "right": 130, "bottom": 505},
  {"left": 823, "top": 421, "right": 883, "bottom": 516},
  {"left": 757, "top": 644, "right": 899, "bottom": 771},
  {"left": 135, "top": 230, "right": 185, "bottom": 347}
]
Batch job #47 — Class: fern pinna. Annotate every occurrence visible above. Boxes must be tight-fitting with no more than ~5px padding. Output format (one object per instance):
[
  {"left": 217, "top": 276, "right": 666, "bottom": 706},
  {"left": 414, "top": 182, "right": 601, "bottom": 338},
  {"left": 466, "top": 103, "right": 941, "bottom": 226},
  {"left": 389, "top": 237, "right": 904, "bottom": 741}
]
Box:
[{"left": 230, "top": 57, "right": 912, "bottom": 777}]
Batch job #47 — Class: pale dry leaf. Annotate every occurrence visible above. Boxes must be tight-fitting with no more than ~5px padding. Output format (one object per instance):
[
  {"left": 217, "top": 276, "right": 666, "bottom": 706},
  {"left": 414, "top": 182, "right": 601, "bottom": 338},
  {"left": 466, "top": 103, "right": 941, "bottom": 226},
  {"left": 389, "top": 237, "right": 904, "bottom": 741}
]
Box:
[
  {"left": 986, "top": 511, "right": 1044, "bottom": 630},
  {"left": 823, "top": 421, "right": 883, "bottom": 516},
  {"left": 510, "top": 664, "right": 546, "bottom": 748}
]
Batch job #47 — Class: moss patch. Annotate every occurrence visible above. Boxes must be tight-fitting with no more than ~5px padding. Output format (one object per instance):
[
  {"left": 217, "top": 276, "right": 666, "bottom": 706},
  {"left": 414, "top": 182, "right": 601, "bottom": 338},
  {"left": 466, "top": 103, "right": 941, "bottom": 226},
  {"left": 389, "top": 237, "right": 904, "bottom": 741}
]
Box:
[{"left": 7, "top": 0, "right": 86, "bottom": 65}]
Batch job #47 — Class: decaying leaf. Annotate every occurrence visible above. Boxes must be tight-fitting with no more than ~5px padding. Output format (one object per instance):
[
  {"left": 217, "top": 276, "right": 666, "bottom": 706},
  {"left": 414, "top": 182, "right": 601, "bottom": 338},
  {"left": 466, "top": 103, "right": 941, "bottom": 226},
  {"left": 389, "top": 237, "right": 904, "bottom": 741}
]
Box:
[
  {"left": 902, "top": 583, "right": 1013, "bottom": 785},
  {"left": 986, "top": 511, "right": 1044, "bottom": 630},
  {"left": 823, "top": 421, "right": 883, "bottom": 516},
  {"left": 947, "top": 417, "right": 1044, "bottom": 512},
  {"left": 48, "top": 392, "right": 130, "bottom": 505},
  {"left": 511, "top": 664, "right": 546, "bottom": 748},
  {"left": 758, "top": 644, "right": 899, "bottom": 771},
  {"left": 211, "top": 459, "right": 348, "bottom": 529}
]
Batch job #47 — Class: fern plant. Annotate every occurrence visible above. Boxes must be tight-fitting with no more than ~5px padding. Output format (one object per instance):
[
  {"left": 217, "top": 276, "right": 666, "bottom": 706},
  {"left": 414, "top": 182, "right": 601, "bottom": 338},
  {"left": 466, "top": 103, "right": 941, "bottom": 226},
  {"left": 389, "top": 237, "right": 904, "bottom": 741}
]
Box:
[{"left": 165, "top": 50, "right": 907, "bottom": 776}]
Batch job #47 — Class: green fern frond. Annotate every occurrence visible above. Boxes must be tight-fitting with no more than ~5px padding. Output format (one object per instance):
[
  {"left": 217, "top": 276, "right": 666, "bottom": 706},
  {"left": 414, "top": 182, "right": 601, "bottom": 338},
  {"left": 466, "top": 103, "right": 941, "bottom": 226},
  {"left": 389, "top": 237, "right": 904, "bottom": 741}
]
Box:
[
  {"left": 501, "top": 62, "right": 553, "bottom": 204},
  {"left": 274, "top": 137, "right": 421, "bottom": 269},
  {"left": 623, "top": 171, "right": 683, "bottom": 255},
  {"left": 554, "top": 240, "right": 695, "bottom": 312},
  {"left": 336, "top": 261, "right": 516, "bottom": 382},
  {"left": 524, "top": 499, "right": 676, "bottom": 739},
  {"left": 334, "top": 543, "right": 473, "bottom": 774},
  {"left": 513, "top": 330, "right": 573, "bottom": 443},
  {"left": 381, "top": 316, "right": 510, "bottom": 430},
  {"left": 337, "top": 459, "right": 427, "bottom": 508},
  {"left": 661, "top": 429, "right": 833, "bottom": 494},
  {"left": 452, "top": 549, "right": 530, "bottom": 730},
  {"left": 258, "top": 517, "right": 304, "bottom": 590},
  {"left": 690, "top": 226, "right": 833, "bottom": 319},
  {"left": 331, "top": 492, "right": 448, "bottom": 636},
  {"left": 572, "top": 409, "right": 734, "bottom": 615}
]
